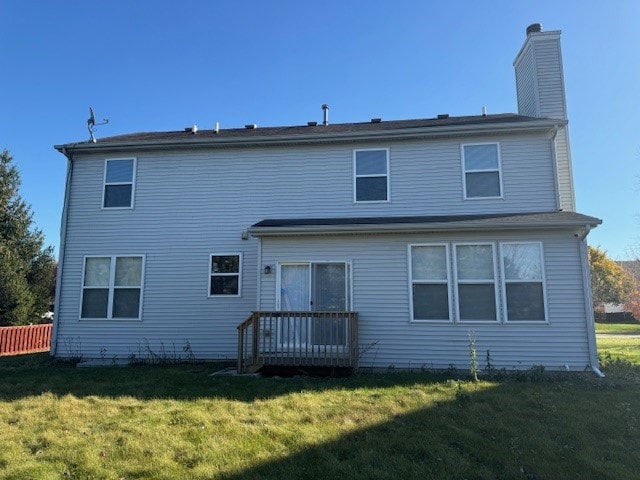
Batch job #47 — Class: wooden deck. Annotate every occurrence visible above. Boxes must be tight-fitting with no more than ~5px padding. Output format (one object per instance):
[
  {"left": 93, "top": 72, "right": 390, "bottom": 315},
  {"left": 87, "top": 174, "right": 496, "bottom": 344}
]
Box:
[{"left": 237, "top": 311, "right": 358, "bottom": 373}]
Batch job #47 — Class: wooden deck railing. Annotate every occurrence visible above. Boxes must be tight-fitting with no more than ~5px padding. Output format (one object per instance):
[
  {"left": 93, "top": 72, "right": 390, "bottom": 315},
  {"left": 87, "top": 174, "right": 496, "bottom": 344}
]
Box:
[
  {"left": 0, "top": 323, "right": 52, "bottom": 356},
  {"left": 237, "top": 311, "right": 358, "bottom": 373}
]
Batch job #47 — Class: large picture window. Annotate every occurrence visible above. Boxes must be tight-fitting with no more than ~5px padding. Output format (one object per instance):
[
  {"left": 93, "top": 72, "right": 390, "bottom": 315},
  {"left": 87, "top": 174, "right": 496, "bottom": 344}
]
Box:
[
  {"left": 209, "top": 254, "right": 242, "bottom": 296},
  {"left": 103, "top": 158, "right": 136, "bottom": 208},
  {"left": 500, "top": 242, "right": 547, "bottom": 322},
  {"left": 81, "top": 255, "right": 144, "bottom": 319},
  {"left": 462, "top": 143, "right": 502, "bottom": 199},
  {"left": 353, "top": 149, "right": 389, "bottom": 202},
  {"left": 454, "top": 244, "right": 498, "bottom": 322},
  {"left": 409, "top": 244, "right": 451, "bottom": 321}
]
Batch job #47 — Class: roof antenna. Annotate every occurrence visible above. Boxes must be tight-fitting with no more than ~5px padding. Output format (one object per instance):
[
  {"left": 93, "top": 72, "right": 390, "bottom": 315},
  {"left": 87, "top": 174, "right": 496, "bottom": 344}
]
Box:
[{"left": 87, "top": 107, "right": 109, "bottom": 143}]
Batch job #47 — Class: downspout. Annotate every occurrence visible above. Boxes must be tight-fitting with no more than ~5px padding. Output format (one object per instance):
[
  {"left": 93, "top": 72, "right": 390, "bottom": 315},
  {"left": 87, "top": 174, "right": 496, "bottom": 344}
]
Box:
[
  {"left": 550, "top": 125, "right": 562, "bottom": 211},
  {"left": 578, "top": 225, "right": 604, "bottom": 377},
  {"left": 50, "top": 148, "right": 73, "bottom": 356}
]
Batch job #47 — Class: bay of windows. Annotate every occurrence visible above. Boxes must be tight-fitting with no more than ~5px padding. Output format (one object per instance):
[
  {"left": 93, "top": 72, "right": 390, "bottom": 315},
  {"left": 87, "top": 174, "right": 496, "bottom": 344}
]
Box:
[{"left": 410, "top": 241, "right": 546, "bottom": 323}]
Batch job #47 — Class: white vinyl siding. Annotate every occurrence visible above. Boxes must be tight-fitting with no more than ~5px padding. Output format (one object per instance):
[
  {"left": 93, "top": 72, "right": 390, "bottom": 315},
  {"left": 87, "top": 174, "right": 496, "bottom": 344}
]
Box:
[
  {"left": 80, "top": 255, "right": 144, "bottom": 320},
  {"left": 56, "top": 136, "right": 566, "bottom": 362},
  {"left": 462, "top": 143, "right": 503, "bottom": 199},
  {"left": 500, "top": 242, "right": 548, "bottom": 323},
  {"left": 103, "top": 158, "right": 136, "bottom": 208},
  {"left": 353, "top": 149, "right": 390, "bottom": 203},
  {"left": 209, "top": 254, "right": 242, "bottom": 297},
  {"left": 409, "top": 244, "right": 452, "bottom": 322}
]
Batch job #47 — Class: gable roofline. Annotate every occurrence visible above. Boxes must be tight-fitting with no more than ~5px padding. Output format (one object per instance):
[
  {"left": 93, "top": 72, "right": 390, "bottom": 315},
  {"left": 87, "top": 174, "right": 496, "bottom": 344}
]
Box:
[
  {"left": 249, "top": 211, "right": 601, "bottom": 237},
  {"left": 54, "top": 114, "right": 564, "bottom": 155}
]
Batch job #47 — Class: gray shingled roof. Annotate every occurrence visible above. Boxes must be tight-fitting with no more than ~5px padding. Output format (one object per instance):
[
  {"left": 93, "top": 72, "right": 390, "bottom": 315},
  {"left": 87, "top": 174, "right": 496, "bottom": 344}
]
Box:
[
  {"left": 250, "top": 211, "right": 601, "bottom": 235},
  {"left": 57, "top": 113, "right": 559, "bottom": 150}
]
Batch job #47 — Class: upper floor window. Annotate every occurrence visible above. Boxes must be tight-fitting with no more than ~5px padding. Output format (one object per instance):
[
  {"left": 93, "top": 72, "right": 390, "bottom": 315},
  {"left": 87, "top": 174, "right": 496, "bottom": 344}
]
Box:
[
  {"left": 103, "top": 158, "right": 136, "bottom": 208},
  {"left": 353, "top": 149, "right": 389, "bottom": 202},
  {"left": 209, "top": 254, "right": 242, "bottom": 297},
  {"left": 81, "top": 255, "right": 145, "bottom": 319},
  {"left": 462, "top": 143, "right": 502, "bottom": 199}
]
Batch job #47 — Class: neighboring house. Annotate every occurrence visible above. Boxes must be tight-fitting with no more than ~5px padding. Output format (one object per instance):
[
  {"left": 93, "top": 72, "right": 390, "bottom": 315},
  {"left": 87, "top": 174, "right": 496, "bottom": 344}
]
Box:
[{"left": 52, "top": 24, "right": 602, "bottom": 373}]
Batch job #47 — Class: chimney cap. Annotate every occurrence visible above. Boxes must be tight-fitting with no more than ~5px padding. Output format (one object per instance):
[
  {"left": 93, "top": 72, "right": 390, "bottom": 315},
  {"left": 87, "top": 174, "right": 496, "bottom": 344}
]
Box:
[{"left": 526, "top": 23, "right": 543, "bottom": 35}]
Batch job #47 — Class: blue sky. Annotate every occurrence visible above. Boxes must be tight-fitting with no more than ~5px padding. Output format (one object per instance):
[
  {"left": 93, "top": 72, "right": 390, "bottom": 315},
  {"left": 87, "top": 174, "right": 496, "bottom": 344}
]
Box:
[{"left": 1, "top": 1, "right": 639, "bottom": 259}]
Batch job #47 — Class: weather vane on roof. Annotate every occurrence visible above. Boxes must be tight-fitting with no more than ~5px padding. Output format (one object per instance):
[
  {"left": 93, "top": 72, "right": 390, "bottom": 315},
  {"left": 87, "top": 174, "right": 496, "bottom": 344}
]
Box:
[{"left": 87, "top": 107, "right": 109, "bottom": 143}]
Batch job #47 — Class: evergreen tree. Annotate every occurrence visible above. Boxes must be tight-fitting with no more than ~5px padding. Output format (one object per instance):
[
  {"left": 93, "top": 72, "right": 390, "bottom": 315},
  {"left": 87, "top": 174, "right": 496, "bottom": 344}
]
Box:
[{"left": 0, "top": 149, "right": 56, "bottom": 325}]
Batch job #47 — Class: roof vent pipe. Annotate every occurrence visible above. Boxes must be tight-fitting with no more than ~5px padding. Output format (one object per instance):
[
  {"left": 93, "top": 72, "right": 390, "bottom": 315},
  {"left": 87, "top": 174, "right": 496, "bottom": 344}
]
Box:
[
  {"left": 482, "top": 106, "right": 487, "bottom": 116},
  {"left": 322, "top": 104, "right": 329, "bottom": 126},
  {"left": 526, "top": 23, "right": 543, "bottom": 35}
]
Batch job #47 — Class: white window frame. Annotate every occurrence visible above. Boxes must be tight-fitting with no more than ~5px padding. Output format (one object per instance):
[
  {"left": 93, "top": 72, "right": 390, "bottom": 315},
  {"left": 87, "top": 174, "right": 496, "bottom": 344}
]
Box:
[
  {"left": 353, "top": 148, "right": 390, "bottom": 203},
  {"left": 499, "top": 241, "right": 549, "bottom": 324},
  {"left": 208, "top": 253, "right": 243, "bottom": 298},
  {"left": 275, "top": 261, "right": 353, "bottom": 311},
  {"left": 102, "top": 158, "right": 137, "bottom": 209},
  {"left": 461, "top": 143, "right": 503, "bottom": 200},
  {"left": 79, "top": 255, "right": 146, "bottom": 320},
  {"left": 453, "top": 242, "right": 500, "bottom": 323},
  {"left": 408, "top": 243, "right": 453, "bottom": 323}
]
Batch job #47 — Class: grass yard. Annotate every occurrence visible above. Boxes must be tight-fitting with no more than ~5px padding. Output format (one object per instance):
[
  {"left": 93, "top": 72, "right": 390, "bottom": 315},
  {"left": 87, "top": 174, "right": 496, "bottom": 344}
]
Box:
[
  {"left": 1, "top": 345, "right": 639, "bottom": 480},
  {"left": 595, "top": 321, "right": 640, "bottom": 335},
  {"left": 598, "top": 336, "right": 640, "bottom": 365}
]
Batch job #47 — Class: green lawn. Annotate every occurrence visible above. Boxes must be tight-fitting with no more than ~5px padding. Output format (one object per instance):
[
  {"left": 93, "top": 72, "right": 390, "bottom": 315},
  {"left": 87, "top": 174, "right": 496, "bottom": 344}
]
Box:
[
  {"left": 1, "top": 347, "right": 639, "bottom": 479},
  {"left": 595, "top": 321, "right": 640, "bottom": 335},
  {"left": 598, "top": 336, "right": 640, "bottom": 365}
]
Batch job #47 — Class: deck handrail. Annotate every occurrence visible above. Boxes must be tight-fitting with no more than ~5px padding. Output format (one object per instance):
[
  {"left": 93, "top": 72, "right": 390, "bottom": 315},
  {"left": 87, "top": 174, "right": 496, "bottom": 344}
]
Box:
[{"left": 237, "top": 311, "right": 358, "bottom": 373}]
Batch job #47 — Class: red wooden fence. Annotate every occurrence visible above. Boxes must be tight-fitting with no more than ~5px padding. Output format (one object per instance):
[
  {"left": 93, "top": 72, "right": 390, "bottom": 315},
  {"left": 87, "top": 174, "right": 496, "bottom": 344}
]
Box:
[{"left": 0, "top": 324, "right": 52, "bottom": 356}]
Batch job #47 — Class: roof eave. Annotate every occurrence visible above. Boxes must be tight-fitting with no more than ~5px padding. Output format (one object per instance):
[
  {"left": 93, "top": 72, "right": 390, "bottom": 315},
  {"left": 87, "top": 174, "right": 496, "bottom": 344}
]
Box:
[
  {"left": 54, "top": 119, "right": 565, "bottom": 154},
  {"left": 249, "top": 217, "right": 601, "bottom": 237}
]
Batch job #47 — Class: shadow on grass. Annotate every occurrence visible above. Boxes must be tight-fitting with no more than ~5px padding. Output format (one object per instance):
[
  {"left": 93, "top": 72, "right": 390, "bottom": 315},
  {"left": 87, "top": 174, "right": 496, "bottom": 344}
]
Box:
[
  {"left": 1, "top": 353, "right": 640, "bottom": 404},
  {"left": 214, "top": 382, "right": 640, "bottom": 480},
  {"left": 2, "top": 355, "right": 640, "bottom": 478},
  {"left": 0, "top": 353, "right": 468, "bottom": 403}
]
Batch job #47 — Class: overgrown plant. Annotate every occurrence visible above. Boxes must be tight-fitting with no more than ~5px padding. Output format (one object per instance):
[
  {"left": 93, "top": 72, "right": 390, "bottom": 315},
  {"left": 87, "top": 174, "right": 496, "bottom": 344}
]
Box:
[
  {"left": 468, "top": 330, "right": 478, "bottom": 382},
  {"left": 485, "top": 349, "right": 495, "bottom": 377},
  {"left": 133, "top": 338, "right": 197, "bottom": 365}
]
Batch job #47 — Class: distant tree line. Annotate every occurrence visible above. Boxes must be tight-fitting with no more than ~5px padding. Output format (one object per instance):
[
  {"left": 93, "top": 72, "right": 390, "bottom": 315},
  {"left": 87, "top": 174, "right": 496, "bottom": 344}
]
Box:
[{"left": 0, "top": 149, "right": 56, "bottom": 326}]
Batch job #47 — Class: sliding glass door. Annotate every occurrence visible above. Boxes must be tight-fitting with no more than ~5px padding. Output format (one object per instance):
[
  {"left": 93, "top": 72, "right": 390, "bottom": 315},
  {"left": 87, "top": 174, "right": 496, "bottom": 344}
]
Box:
[{"left": 278, "top": 262, "right": 350, "bottom": 348}]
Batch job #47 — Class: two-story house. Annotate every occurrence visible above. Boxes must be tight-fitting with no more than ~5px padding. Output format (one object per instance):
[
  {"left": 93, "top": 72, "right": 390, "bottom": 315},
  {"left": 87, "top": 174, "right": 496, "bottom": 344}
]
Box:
[{"left": 52, "top": 24, "right": 602, "bottom": 373}]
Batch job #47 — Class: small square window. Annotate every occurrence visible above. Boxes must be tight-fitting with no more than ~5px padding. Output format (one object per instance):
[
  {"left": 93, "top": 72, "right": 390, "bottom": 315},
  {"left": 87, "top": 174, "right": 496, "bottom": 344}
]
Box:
[
  {"left": 210, "top": 254, "right": 242, "bottom": 296},
  {"left": 354, "top": 149, "right": 389, "bottom": 202},
  {"left": 462, "top": 144, "right": 502, "bottom": 199},
  {"left": 104, "top": 159, "right": 136, "bottom": 208}
]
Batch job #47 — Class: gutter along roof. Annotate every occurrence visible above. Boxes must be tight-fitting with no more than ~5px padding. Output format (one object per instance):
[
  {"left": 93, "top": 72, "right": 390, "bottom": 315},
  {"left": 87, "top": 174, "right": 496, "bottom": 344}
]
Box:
[
  {"left": 55, "top": 113, "right": 565, "bottom": 153},
  {"left": 249, "top": 211, "right": 602, "bottom": 236}
]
